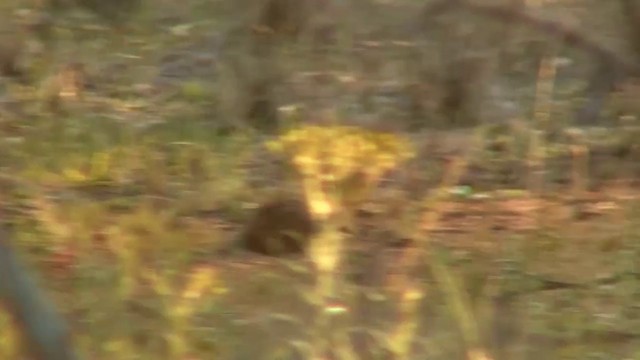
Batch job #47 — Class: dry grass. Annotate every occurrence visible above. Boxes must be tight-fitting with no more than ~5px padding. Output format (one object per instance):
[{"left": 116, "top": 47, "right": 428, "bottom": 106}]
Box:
[{"left": 1, "top": 0, "right": 639, "bottom": 359}]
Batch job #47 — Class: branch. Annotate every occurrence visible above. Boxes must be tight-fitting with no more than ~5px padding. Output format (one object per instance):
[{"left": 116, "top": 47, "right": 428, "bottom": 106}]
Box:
[
  {"left": 466, "top": 2, "right": 639, "bottom": 76},
  {"left": 423, "top": 0, "right": 640, "bottom": 76},
  {"left": 0, "top": 226, "right": 80, "bottom": 360},
  {"left": 420, "top": 0, "right": 640, "bottom": 125}
]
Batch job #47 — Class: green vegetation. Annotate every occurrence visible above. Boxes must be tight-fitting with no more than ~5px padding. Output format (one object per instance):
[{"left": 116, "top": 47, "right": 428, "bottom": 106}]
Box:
[{"left": 1, "top": 0, "right": 639, "bottom": 359}]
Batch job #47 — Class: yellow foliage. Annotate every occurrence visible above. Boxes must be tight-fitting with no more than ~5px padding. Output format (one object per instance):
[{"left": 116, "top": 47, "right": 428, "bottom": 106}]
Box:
[
  {"left": 267, "top": 125, "right": 414, "bottom": 216},
  {"left": 267, "top": 125, "right": 414, "bottom": 180}
]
